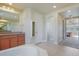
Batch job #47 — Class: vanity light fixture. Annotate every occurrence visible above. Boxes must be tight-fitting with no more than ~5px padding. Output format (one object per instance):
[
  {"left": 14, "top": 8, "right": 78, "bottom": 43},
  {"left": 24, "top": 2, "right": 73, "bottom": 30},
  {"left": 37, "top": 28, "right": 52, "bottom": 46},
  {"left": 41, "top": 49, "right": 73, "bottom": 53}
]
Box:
[
  {"left": 2, "top": 6, "right": 6, "bottom": 8},
  {"left": 8, "top": 3, "right": 12, "bottom": 5},
  {"left": 0, "top": 19, "right": 8, "bottom": 23},
  {"left": 0, "top": 5, "right": 19, "bottom": 14}
]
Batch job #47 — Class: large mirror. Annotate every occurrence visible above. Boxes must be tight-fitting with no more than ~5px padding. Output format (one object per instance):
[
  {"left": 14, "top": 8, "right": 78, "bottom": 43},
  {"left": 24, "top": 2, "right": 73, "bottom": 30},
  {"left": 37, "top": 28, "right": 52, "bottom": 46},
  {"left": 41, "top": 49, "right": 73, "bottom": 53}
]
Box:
[{"left": 0, "top": 3, "right": 20, "bottom": 32}]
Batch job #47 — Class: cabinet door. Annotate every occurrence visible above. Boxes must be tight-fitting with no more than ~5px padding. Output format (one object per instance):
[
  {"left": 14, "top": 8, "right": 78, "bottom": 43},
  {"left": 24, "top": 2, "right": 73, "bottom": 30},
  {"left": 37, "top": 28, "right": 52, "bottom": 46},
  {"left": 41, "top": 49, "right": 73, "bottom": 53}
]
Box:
[
  {"left": 10, "top": 36, "right": 17, "bottom": 47},
  {"left": 17, "top": 34, "right": 25, "bottom": 45},
  {"left": 0, "top": 39, "right": 10, "bottom": 50}
]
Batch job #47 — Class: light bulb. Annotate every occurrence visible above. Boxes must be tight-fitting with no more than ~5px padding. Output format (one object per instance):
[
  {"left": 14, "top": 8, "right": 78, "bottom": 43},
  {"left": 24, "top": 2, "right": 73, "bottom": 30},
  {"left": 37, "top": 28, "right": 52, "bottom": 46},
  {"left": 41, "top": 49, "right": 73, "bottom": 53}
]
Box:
[
  {"left": 9, "top": 3, "right": 12, "bottom": 5},
  {"left": 67, "top": 10, "right": 71, "bottom": 13},
  {"left": 2, "top": 6, "right": 6, "bottom": 8},
  {"left": 52, "top": 5, "right": 56, "bottom": 8}
]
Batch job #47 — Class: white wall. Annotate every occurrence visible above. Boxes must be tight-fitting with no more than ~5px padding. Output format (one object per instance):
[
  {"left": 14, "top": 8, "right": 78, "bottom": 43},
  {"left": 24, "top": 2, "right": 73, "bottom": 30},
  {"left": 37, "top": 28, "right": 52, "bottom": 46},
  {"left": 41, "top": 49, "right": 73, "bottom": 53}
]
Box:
[
  {"left": 13, "top": 8, "right": 45, "bottom": 44},
  {"left": 18, "top": 8, "right": 32, "bottom": 43}
]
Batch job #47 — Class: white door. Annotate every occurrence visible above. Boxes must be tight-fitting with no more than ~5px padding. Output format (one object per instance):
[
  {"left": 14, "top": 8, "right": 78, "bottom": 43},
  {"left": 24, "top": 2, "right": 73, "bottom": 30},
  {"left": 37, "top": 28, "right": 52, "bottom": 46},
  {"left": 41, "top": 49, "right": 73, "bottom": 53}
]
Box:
[
  {"left": 46, "top": 17, "right": 57, "bottom": 42},
  {"left": 34, "top": 19, "right": 43, "bottom": 43}
]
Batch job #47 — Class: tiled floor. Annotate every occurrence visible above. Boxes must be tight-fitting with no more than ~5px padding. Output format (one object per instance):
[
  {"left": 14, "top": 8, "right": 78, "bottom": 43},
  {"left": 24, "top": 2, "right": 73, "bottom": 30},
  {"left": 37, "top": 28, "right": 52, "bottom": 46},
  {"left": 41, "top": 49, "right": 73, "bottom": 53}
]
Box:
[
  {"left": 36, "top": 42, "right": 79, "bottom": 56},
  {"left": 59, "top": 39, "right": 79, "bottom": 49}
]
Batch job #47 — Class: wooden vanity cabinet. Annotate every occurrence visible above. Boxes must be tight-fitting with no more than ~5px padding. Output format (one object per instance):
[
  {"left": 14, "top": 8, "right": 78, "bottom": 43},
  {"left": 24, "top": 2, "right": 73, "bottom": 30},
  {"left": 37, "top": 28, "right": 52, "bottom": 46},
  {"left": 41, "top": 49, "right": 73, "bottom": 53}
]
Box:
[
  {"left": 17, "top": 34, "right": 25, "bottom": 45},
  {"left": 0, "top": 38, "right": 10, "bottom": 50},
  {"left": 0, "top": 33, "right": 25, "bottom": 50},
  {"left": 10, "top": 36, "right": 17, "bottom": 47}
]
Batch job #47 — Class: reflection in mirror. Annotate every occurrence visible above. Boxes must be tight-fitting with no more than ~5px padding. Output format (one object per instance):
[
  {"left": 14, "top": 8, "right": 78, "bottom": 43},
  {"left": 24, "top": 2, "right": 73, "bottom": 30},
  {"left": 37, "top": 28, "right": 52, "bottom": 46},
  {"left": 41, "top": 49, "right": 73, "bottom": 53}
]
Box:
[
  {"left": 0, "top": 18, "right": 8, "bottom": 32},
  {"left": 0, "top": 13, "right": 19, "bottom": 32}
]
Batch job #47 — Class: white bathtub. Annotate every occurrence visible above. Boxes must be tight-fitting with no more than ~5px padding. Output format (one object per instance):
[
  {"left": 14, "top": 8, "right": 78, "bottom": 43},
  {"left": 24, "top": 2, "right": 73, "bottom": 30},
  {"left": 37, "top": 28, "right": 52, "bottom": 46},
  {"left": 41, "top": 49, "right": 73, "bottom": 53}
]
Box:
[{"left": 0, "top": 44, "right": 48, "bottom": 56}]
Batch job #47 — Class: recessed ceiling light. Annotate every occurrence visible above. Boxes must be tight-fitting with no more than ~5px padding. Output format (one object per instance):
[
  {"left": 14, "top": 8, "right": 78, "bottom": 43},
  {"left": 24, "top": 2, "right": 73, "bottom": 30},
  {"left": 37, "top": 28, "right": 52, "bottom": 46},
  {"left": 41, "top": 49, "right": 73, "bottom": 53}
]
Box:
[
  {"left": 67, "top": 10, "right": 71, "bottom": 12},
  {"left": 52, "top": 5, "right": 56, "bottom": 8}
]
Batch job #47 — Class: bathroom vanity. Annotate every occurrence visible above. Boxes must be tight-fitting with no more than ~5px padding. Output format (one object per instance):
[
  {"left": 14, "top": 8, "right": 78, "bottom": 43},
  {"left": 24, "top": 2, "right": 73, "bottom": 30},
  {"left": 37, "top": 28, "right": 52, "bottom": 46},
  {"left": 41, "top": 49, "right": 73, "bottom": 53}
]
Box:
[{"left": 0, "top": 32, "right": 25, "bottom": 50}]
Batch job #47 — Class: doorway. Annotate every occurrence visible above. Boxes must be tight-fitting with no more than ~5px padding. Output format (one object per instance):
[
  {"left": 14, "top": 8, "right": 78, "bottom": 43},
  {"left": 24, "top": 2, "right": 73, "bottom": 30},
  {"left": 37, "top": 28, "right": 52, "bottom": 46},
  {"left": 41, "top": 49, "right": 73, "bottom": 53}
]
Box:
[{"left": 45, "top": 16, "right": 57, "bottom": 43}]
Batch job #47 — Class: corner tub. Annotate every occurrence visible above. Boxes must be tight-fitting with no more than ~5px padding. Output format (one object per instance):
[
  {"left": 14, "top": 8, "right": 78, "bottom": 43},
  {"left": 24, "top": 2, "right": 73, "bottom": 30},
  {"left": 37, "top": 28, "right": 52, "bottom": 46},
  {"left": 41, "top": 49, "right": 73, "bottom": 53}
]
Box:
[{"left": 0, "top": 44, "right": 48, "bottom": 56}]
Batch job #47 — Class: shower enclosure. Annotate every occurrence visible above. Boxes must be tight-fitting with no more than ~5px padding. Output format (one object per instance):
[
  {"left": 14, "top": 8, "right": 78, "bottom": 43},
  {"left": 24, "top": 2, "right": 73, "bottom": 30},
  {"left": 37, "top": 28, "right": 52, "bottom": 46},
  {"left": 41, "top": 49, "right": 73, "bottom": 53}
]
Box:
[
  {"left": 64, "top": 17, "right": 79, "bottom": 41},
  {"left": 62, "top": 7, "right": 79, "bottom": 48}
]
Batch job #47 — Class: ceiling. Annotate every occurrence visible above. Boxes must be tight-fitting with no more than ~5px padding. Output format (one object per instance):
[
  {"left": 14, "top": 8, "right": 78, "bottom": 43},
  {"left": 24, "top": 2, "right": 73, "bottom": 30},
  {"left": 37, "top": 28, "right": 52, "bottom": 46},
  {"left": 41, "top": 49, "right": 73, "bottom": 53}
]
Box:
[{"left": 13, "top": 3, "right": 76, "bottom": 14}]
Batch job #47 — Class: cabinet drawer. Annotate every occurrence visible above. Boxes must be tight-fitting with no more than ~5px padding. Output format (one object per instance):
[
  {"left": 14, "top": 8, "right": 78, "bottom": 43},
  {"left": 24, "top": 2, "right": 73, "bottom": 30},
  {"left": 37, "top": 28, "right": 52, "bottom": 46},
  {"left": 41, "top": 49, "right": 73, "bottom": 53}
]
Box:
[
  {"left": 17, "top": 35, "right": 25, "bottom": 45},
  {"left": 0, "top": 39, "right": 10, "bottom": 50},
  {"left": 10, "top": 37, "right": 17, "bottom": 47},
  {"left": 18, "top": 40, "right": 25, "bottom": 45}
]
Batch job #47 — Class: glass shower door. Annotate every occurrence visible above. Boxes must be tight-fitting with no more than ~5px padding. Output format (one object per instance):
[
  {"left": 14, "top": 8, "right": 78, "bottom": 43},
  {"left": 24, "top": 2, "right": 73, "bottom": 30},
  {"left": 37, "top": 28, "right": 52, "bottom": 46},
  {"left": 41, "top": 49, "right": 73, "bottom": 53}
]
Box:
[{"left": 65, "top": 17, "right": 79, "bottom": 43}]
